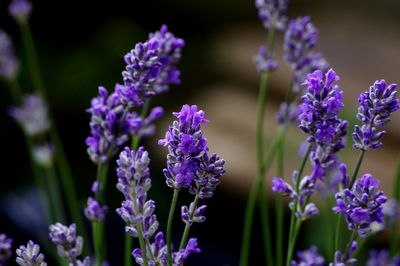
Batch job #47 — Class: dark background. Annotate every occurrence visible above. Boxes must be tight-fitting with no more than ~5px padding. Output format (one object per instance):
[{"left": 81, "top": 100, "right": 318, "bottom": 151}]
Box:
[{"left": 1, "top": 0, "right": 400, "bottom": 265}]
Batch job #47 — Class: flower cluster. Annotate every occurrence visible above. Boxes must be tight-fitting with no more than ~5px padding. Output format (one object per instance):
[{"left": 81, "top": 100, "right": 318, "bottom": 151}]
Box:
[
  {"left": 366, "top": 250, "right": 400, "bottom": 266},
  {"left": 291, "top": 246, "right": 325, "bottom": 266},
  {"left": 0, "top": 29, "right": 19, "bottom": 80},
  {"left": 253, "top": 45, "right": 278, "bottom": 73},
  {"left": 16, "top": 241, "right": 47, "bottom": 266},
  {"left": 8, "top": 0, "right": 32, "bottom": 21},
  {"left": 49, "top": 223, "right": 90, "bottom": 265},
  {"left": 330, "top": 241, "right": 357, "bottom": 266},
  {"left": 352, "top": 80, "right": 399, "bottom": 151},
  {"left": 85, "top": 85, "right": 163, "bottom": 164},
  {"left": 277, "top": 16, "right": 329, "bottom": 126},
  {"left": 255, "top": 0, "right": 288, "bottom": 31},
  {"left": 333, "top": 174, "right": 387, "bottom": 237},
  {"left": 84, "top": 197, "right": 108, "bottom": 222},
  {"left": 119, "top": 25, "right": 184, "bottom": 106},
  {"left": 158, "top": 104, "right": 209, "bottom": 188},
  {"left": 0, "top": 234, "right": 12, "bottom": 265},
  {"left": 115, "top": 147, "right": 201, "bottom": 265}
]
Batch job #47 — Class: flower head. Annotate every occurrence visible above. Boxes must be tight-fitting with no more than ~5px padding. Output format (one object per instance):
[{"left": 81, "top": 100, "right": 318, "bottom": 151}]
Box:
[
  {"left": 16, "top": 241, "right": 47, "bottom": 266},
  {"left": 8, "top": 0, "right": 32, "bottom": 21},
  {"left": 0, "top": 29, "right": 19, "bottom": 80},
  {"left": 353, "top": 80, "right": 399, "bottom": 151},
  {"left": 9, "top": 94, "right": 50, "bottom": 136},
  {"left": 333, "top": 174, "right": 387, "bottom": 237},
  {"left": 49, "top": 223, "right": 83, "bottom": 263},
  {"left": 0, "top": 234, "right": 12, "bottom": 265},
  {"left": 84, "top": 197, "right": 108, "bottom": 222},
  {"left": 253, "top": 45, "right": 278, "bottom": 73},
  {"left": 291, "top": 245, "right": 325, "bottom": 266},
  {"left": 255, "top": 0, "right": 288, "bottom": 31},
  {"left": 330, "top": 241, "right": 357, "bottom": 266},
  {"left": 158, "top": 105, "right": 209, "bottom": 188}
]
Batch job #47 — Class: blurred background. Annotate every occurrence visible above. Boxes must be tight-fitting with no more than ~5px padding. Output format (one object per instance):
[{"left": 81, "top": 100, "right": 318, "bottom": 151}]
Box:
[{"left": 1, "top": 0, "right": 400, "bottom": 265}]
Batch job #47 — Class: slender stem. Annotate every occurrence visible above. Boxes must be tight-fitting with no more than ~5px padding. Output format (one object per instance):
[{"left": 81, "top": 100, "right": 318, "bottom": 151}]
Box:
[
  {"left": 18, "top": 20, "right": 89, "bottom": 253},
  {"left": 240, "top": 130, "right": 282, "bottom": 266},
  {"left": 7, "top": 78, "right": 22, "bottom": 103},
  {"left": 275, "top": 130, "right": 286, "bottom": 266},
  {"left": 179, "top": 194, "right": 201, "bottom": 250},
  {"left": 92, "top": 222, "right": 102, "bottom": 266},
  {"left": 136, "top": 223, "right": 149, "bottom": 266},
  {"left": 258, "top": 188, "right": 274, "bottom": 266},
  {"left": 45, "top": 165, "right": 66, "bottom": 223},
  {"left": 124, "top": 234, "right": 132, "bottom": 266},
  {"left": 390, "top": 158, "right": 400, "bottom": 256},
  {"left": 285, "top": 144, "right": 312, "bottom": 266},
  {"left": 349, "top": 150, "right": 365, "bottom": 188},
  {"left": 167, "top": 189, "right": 180, "bottom": 266},
  {"left": 343, "top": 231, "right": 358, "bottom": 261},
  {"left": 324, "top": 200, "right": 334, "bottom": 258},
  {"left": 334, "top": 213, "right": 342, "bottom": 259}
]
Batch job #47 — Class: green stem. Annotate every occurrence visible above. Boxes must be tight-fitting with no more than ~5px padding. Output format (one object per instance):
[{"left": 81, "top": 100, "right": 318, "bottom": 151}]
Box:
[
  {"left": 7, "top": 78, "right": 22, "bottom": 103},
  {"left": 136, "top": 224, "right": 149, "bottom": 266},
  {"left": 275, "top": 129, "right": 286, "bottom": 266},
  {"left": 349, "top": 150, "right": 365, "bottom": 188},
  {"left": 45, "top": 165, "right": 66, "bottom": 223},
  {"left": 179, "top": 194, "right": 201, "bottom": 250},
  {"left": 167, "top": 189, "right": 180, "bottom": 266},
  {"left": 334, "top": 213, "right": 342, "bottom": 260},
  {"left": 19, "top": 20, "right": 89, "bottom": 254},
  {"left": 124, "top": 235, "right": 132, "bottom": 266},
  {"left": 285, "top": 144, "right": 312, "bottom": 266},
  {"left": 390, "top": 158, "right": 400, "bottom": 256},
  {"left": 92, "top": 222, "right": 103, "bottom": 266},
  {"left": 324, "top": 199, "right": 334, "bottom": 258},
  {"left": 240, "top": 129, "right": 283, "bottom": 266}
]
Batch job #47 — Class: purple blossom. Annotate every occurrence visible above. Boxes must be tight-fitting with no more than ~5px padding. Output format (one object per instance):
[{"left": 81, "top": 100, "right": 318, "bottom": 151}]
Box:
[
  {"left": 86, "top": 85, "right": 162, "bottom": 164},
  {"left": 330, "top": 241, "right": 357, "bottom": 266},
  {"left": 255, "top": 0, "right": 288, "bottom": 31},
  {"left": 49, "top": 223, "right": 84, "bottom": 264},
  {"left": 8, "top": 0, "right": 32, "bottom": 20},
  {"left": 353, "top": 80, "right": 399, "bottom": 151},
  {"left": 291, "top": 245, "right": 325, "bottom": 266},
  {"left": 0, "top": 29, "right": 19, "bottom": 80},
  {"left": 84, "top": 197, "right": 108, "bottom": 222},
  {"left": 120, "top": 25, "right": 184, "bottom": 106},
  {"left": 158, "top": 104, "right": 209, "bottom": 188},
  {"left": 253, "top": 45, "right": 278, "bottom": 73},
  {"left": 0, "top": 234, "right": 12, "bottom": 265},
  {"left": 15, "top": 240, "right": 47, "bottom": 266},
  {"left": 9, "top": 94, "right": 50, "bottom": 137},
  {"left": 181, "top": 204, "right": 207, "bottom": 226},
  {"left": 333, "top": 174, "right": 387, "bottom": 237},
  {"left": 284, "top": 17, "right": 318, "bottom": 68},
  {"left": 366, "top": 250, "right": 400, "bottom": 266}
]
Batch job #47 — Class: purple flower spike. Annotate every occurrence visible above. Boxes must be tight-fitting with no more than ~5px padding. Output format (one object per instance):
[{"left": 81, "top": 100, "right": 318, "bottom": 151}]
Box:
[
  {"left": 16, "top": 240, "right": 47, "bottom": 266},
  {"left": 8, "top": 0, "right": 32, "bottom": 21},
  {"left": 174, "top": 238, "right": 201, "bottom": 265},
  {"left": 0, "top": 29, "right": 19, "bottom": 80},
  {"left": 333, "top": 174, "right": 387, "bottom": 237},
  {"left": 0, "top": 234, "right": 13, "bottom": 265},
  {"left": 255, "top": 0, "right": 288, "bottom": 31},
  {"left": 9, "top": 94, "right": 50, "bottom": 137},
  {"left": 284, "top": 16, "right": 318, "bottom": 68},
  {"left": 291, "top": 245, "right": 325, "bottom": 266},
  {"left": 120, "top": 25, "right": 184, "bottom": 106},
  {"left": 367, "top": 250, "right": 400, "bottom": 266},
  {"left": 86, "top": 85, "right": 142, "bottom": 164},
  {"left": 353, "top": 80, "right": 399, "bottom": 151},
  {"left": 49, "top": 223, "right": 84, "bottom": 264},
  {"left": 159, "top": 104, "right": 209, "bottom": 189},
  {"left": 84, "top": 197, "right": 108, "bottom": 222},
  {"left": 253, "top": 45, "right": 278, "bottom": 73}
]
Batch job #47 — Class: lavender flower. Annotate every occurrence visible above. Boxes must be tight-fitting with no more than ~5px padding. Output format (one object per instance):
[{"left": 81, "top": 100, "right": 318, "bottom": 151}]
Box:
[
  {"left": 353, "top": 80, "right": 399, "bottom": 151},
  {"left": 116, "top": 147, "right": 158, "bottom": 239},
  {"left": 255, "top": 0, "right": 288, "bottom": 31},
  {"left": 86, "top": 85, "right": 162, "bottom": 164},
  {"left": 9, "top": 94, "right": 50, "bottom": 137},
  {"left": 291, "top": 245, "right": 325, "bottom": 266},
  {"left": 158, "top": 104, "right": 209, "bottom": 188},
  {"left": 284, "top": 17, "right": 318, "bottom": 67},
  {"left": 253, "top": 45, "right": 278, "bottom": 73},
  {"left": 330, "top": 241, "right": 357, "bottom": 266},
  {"left": 0, "top": 29, "right": 19, "bottom": 80},
  {"left": 366, "top": 250, "right": 400, "bottom": 266},
  {"left": 0, "top": 234, "right": 12, "bottom": 266},
  {"left": 84, "top": 197, "right": 108, "bottom": 222},
  {"left": 119, "top": 25, "right": 184, "bottom": 106},
  {"left": 31, "top": 143, "right": 53, "bottom": 168},
  {"left": 49, "top": 223, "right": 84, "bottom": 264},
  {"left": 15, "top": 241, "right": 47, "bottom": 266},
  {"left": 8, "top": 0, "right": 32, "bottom": 20},
  {"left": 333, "top": 174, "right": 387, "bottom": 237}
]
